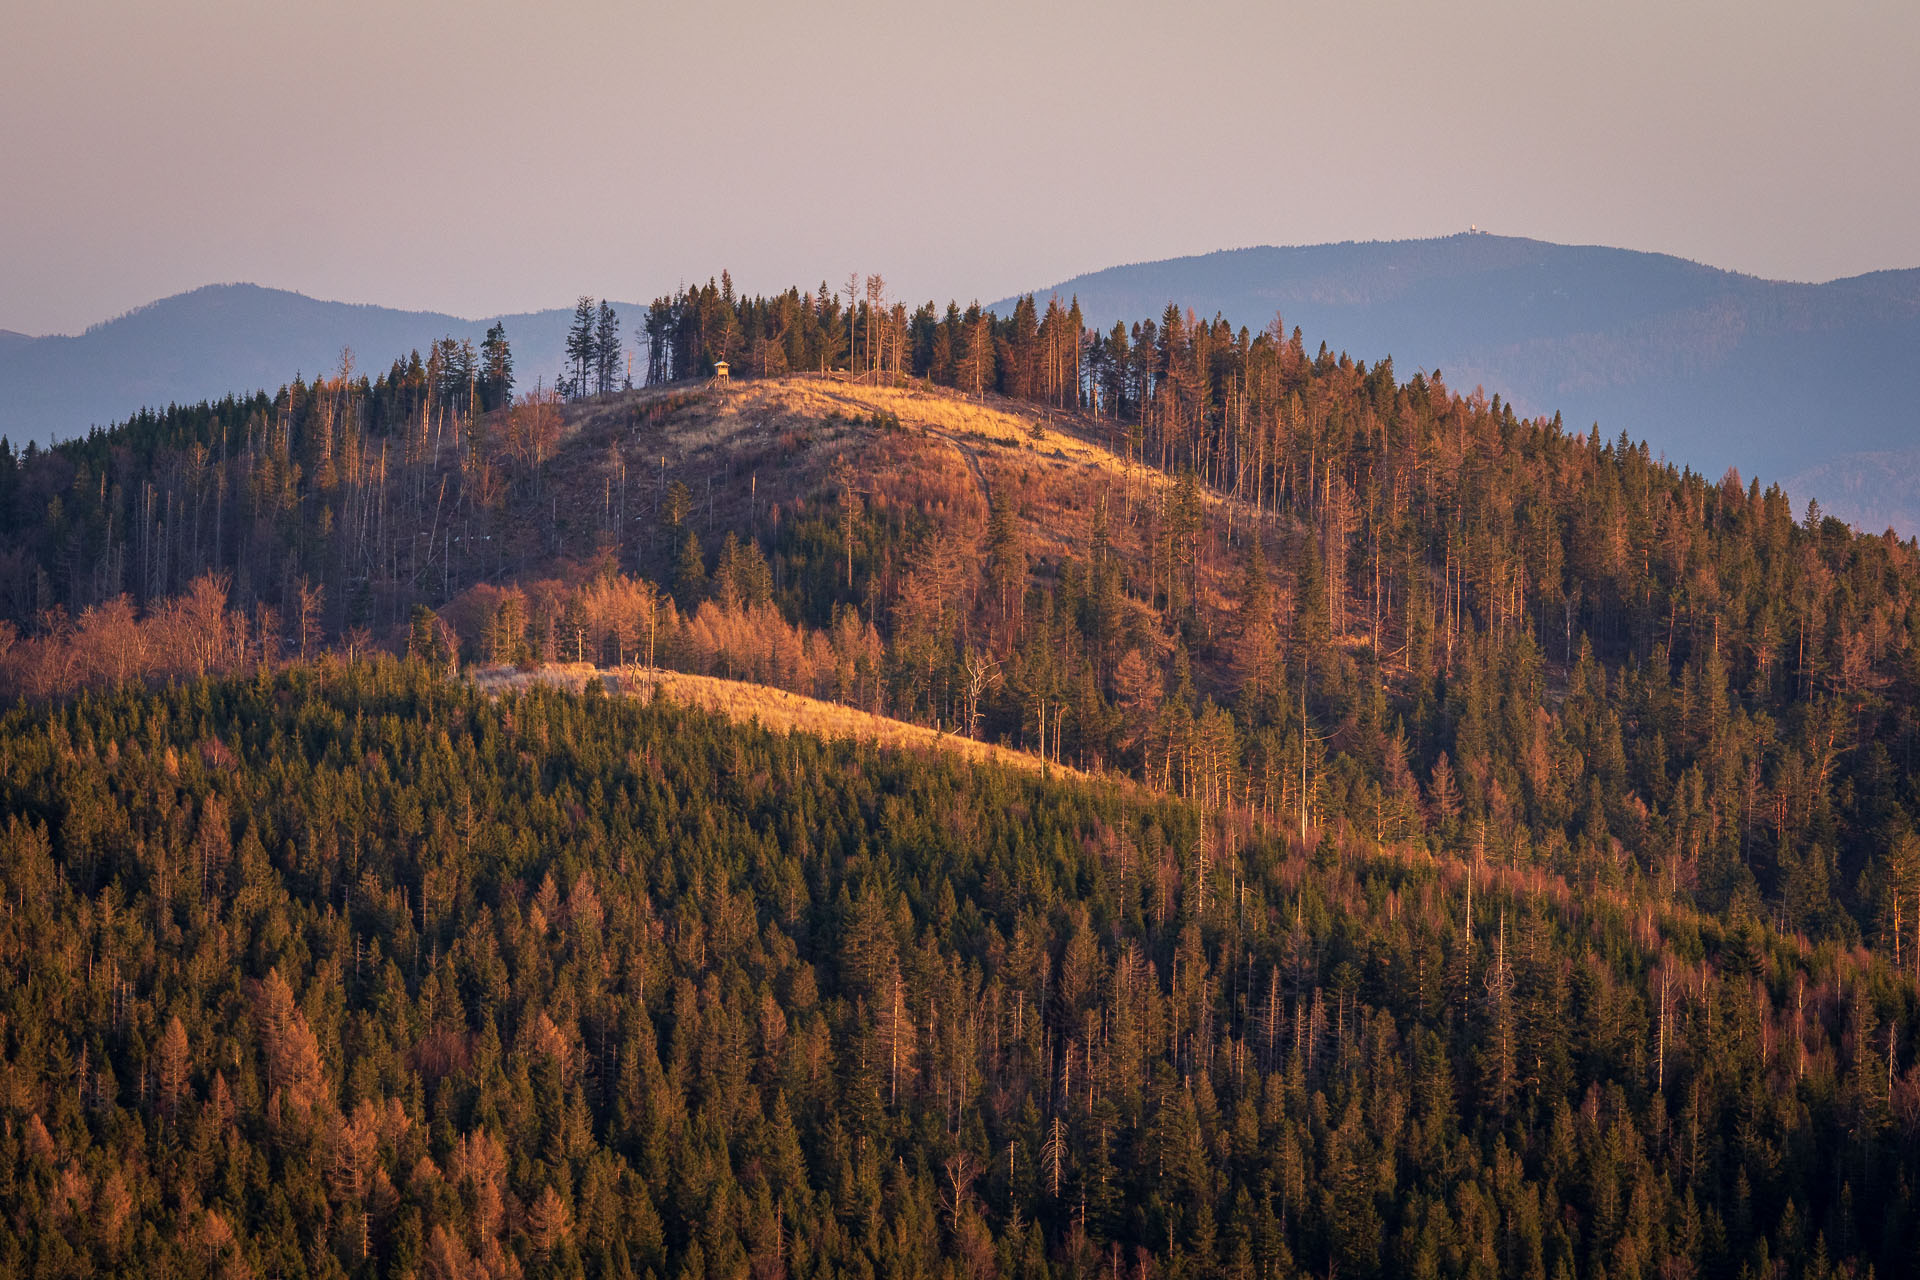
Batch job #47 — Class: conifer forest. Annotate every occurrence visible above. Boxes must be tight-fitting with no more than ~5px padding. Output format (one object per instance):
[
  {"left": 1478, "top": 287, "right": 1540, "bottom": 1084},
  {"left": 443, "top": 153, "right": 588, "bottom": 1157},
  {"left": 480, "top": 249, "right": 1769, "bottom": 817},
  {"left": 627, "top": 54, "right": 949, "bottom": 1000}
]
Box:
[{"left": 2, "top": 277, "right": 1919, "bottom": 1279}]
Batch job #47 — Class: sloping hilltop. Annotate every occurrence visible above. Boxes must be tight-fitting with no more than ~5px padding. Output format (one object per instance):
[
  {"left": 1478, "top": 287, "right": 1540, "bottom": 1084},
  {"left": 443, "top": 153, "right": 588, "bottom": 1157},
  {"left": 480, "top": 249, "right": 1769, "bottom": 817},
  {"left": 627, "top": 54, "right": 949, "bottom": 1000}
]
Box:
[{"left": 546, "top": 373, "right": 1205, "bottom": 595}]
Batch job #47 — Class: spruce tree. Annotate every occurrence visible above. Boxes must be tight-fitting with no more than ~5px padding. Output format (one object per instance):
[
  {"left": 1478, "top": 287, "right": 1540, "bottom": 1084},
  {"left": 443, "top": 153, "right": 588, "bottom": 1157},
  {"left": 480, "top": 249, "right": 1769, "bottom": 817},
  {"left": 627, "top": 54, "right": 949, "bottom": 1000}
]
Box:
[
  {"left": 594, "top": 301, "right": 621, "bottom": 396},
  {"left": 565, "top": 296, "right": 596, "bottom": 399},
  {"left": 672, "top": 529, "right": 707, "bottom": 611},
  {"left": 479, "top": 322, "right": 514, "bottom": 412}
]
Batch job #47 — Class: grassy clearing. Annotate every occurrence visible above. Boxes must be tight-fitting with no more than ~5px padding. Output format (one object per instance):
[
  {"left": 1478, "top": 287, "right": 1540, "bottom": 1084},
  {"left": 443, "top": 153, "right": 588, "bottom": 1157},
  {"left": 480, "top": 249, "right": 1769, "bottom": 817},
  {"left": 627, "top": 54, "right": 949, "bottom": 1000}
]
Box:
[
  {"left": 472, "top": 662, "right": 1084, "bottom": 779},
  {"left": 531, "top": 373, "right": 1260, "bottom": 646},
  {"left": 744, "top": 377, "right": 1157, "bottom": 482},
  {"left": 572, "top": 376, "right": 1161, "bottom": 488}
]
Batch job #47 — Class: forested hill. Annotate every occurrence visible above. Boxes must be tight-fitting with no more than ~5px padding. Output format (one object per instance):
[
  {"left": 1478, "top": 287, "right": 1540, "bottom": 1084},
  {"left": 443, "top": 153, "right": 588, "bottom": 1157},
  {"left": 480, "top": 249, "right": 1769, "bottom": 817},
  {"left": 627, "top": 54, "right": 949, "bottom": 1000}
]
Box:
[
  {"left": 0, "top": 285, "right": 649, "bottom": 448},
  {"left": 2, "top": 664, "right": 1917, "bottom": 1278},
  {"left": 999, "top": 236, "right": 1920, "bottom": 531},
  {"left": 8, "top": 275, "right": 1920, "bottom": 968}
]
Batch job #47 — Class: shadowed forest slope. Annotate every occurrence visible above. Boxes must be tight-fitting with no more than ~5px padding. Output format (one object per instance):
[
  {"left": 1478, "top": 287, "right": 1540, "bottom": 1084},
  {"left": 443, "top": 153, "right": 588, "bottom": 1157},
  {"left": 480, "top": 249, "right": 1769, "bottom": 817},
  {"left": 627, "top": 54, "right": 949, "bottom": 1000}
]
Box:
[{"left": 1, "top": 665, "right": 1917, "bottom": 1278}]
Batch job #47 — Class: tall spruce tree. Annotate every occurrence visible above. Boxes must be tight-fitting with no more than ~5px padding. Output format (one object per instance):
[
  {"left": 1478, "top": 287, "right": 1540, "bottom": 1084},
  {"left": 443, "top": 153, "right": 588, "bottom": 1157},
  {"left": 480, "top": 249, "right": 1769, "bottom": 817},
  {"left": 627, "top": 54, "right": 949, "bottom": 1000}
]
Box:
[
  {"left": 565, "top": 296, "right": 597, "bottom": 400},
  {"left": 594, "top": 301, "right": 621, "bottom": 396},
  {"left": 479, "top": 322, "right": 514, "bottom": 412}
]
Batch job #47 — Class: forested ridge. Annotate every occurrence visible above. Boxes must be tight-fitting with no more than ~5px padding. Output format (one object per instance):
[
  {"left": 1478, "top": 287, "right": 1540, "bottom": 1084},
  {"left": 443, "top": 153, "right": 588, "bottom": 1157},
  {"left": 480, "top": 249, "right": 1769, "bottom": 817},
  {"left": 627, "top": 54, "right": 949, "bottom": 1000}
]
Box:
[
  {"left": 5, "top": 265, "right": 1920, "bottom": 1279},
  {"left": 2, "top": 663, "right": 1918, "bottom": 1279},
  {"left": 7, "top": 275, "right": 1920, "bottom": 960}
]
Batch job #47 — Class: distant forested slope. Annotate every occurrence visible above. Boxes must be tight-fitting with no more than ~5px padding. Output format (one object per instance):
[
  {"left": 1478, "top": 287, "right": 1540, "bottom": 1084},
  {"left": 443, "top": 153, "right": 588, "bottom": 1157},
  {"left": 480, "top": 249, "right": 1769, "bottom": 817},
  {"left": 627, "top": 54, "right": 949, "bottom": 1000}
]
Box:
[
  {"left": 1001, "top": 236, "right": 1920, "bottom": 530},
  {"left": 0, "top": 285, "right": 647, "bottom": 447}
]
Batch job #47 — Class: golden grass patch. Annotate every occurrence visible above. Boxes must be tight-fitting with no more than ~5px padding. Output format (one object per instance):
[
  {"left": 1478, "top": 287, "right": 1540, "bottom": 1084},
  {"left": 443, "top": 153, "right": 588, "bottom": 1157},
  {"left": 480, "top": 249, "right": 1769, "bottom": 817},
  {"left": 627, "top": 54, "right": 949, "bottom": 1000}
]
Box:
[{"left": 472, "top": 662, "right": 1085, "bottom": 780}]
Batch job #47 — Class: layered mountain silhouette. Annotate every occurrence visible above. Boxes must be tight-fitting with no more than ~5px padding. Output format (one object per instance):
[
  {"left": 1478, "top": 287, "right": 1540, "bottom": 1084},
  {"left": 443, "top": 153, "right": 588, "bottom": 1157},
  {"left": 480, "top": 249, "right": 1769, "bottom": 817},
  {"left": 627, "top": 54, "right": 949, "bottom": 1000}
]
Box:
[
  {"left": 1002, "top": 235, "right": 1920, "bottom": 532},
  {"left": 0, "top": 284, "right": 645, "bottom": 447},
  {"left": 5, "top": 235, "right": 1918, "bottom": 530}
]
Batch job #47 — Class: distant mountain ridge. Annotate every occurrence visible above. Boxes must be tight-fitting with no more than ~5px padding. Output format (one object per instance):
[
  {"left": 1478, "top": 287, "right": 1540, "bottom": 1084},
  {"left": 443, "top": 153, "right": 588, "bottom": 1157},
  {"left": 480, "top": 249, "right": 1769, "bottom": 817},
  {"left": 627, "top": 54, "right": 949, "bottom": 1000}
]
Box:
[
  {"left": 0, "top": 283, "right": 646, "bottom": 446},
  {"left": 6, "top": 237, "right": 1919, "bottom": 531},
  {"left": 999, "top": 235, "right": 1920, "bottom": 532}
]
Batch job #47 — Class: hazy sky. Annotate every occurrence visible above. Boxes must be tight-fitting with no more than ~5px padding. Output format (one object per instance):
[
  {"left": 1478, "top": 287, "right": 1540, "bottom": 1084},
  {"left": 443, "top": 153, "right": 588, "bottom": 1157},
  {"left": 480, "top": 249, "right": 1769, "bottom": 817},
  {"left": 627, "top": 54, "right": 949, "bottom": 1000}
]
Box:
[{"left": 4, "top": 0, "right": 1916, "bottom": 335}]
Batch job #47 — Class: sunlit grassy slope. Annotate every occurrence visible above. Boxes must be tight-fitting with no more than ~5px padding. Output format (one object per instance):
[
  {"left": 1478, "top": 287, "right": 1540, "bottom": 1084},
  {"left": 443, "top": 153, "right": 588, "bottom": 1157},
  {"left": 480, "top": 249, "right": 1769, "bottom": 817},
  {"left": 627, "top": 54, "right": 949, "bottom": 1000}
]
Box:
[{"left": 472, "top": 661, "right": 1086, "bottom": 779}]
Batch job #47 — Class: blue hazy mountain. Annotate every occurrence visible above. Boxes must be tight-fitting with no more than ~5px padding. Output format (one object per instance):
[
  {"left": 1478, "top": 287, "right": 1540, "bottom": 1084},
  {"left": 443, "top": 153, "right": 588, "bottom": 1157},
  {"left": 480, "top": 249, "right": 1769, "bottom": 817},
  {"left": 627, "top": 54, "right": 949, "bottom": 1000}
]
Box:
[
  {"left": 1001, "top": 235, "right": 1920, "bottom": 532},
  {"left": 0, "top": 284, "right": 647, "bottom": 447}
]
